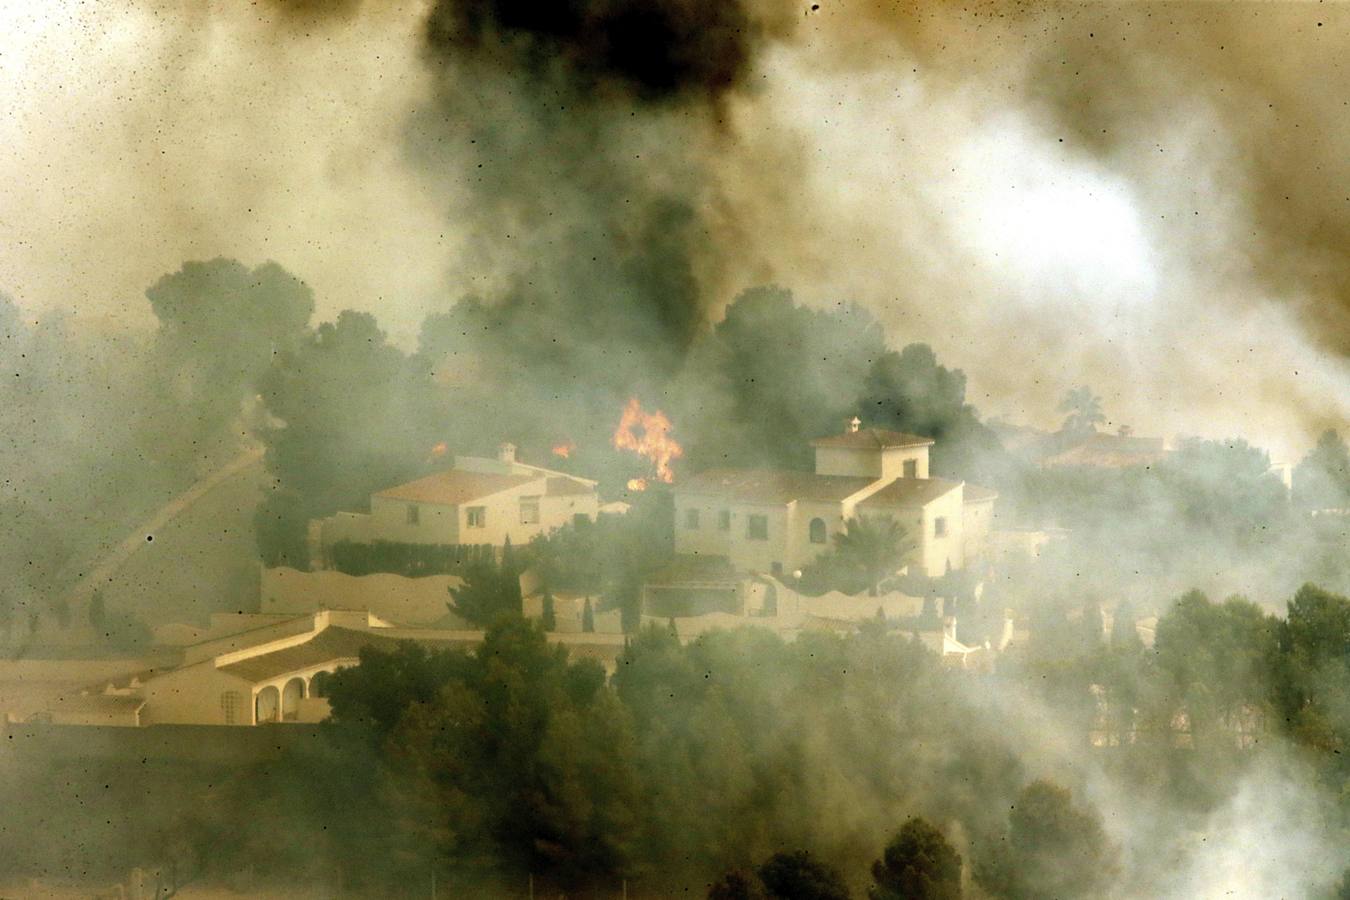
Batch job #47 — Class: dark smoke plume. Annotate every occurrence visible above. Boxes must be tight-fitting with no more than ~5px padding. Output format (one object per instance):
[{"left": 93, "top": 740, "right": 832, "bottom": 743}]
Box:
[
  {"left": 425, "top": 0, "right": 770, "bottom": 104},
  {"left": 406, "top": 0, "right": 794, "bottom": 409}
]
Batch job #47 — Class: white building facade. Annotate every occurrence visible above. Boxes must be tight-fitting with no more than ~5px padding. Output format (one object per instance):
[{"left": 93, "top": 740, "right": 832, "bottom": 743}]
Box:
[
  {"left": 672, "top": 421, "right": 996, "bottom": 578},
  {"left": 313, "top": 443, "right": 599, "bottom": 561}
]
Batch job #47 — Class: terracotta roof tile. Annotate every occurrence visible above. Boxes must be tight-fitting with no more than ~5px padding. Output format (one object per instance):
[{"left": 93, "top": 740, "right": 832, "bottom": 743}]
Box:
[
  {"left": 678, "top": 469, "right": 876, "bottom": 505},
  {"left": 545, "top": 476, "right": 594, "bottom": 497},
  {"left": 810, "top": 428, "right": 934, "bottom": 449},
  {"left": 376, "top": 470, "right": 536, "bottom": 506},
  {"left": 217, "top": 627, "right": 400, "bottom": 683},
  {"left": 858, "top": 477, "right": 961, "bottom": 508}
]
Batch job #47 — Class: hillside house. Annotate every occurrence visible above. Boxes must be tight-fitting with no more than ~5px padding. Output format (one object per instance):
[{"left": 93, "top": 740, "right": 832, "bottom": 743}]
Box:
[
  {"left": 3, "top": 610, "right": 629, "bottom": 728},
  {"left": 671, "top": 419, "right": 996, "bottom": 579},
  {"left": 312, "top": 443, "right": 599, "bottom": 564}
]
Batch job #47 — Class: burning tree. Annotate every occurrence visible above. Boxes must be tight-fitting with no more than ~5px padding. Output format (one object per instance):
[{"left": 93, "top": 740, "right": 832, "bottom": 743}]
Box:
[{"left": 612, "top": 397, "right": 683, "bottom": 490}]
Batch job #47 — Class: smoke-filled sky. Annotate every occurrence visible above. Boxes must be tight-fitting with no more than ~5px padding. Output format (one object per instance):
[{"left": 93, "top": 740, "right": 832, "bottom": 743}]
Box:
[{"left": 2, "top": 0, "right": 1348, "bottom": 459}]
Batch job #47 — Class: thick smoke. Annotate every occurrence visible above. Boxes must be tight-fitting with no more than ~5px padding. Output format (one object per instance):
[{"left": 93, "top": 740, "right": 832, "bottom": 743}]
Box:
[
  {"left": 756, "top": 1, "right": 1350, "bottom": 451},
  {"left": 403, "top": 0, "right": 795, "bottom": 396},
  {"left": 3, "top": 1, "right": 1347, "bottom": 453}
]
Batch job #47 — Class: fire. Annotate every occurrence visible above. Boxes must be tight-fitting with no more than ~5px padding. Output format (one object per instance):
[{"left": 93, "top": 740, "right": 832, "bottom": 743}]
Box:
[
  {"left": 552, "top": 441, "right": 574, "bottom": 459},
  {"left": 429, "top": 441, "right": 448, "bottom": 458},
  {"left": 627, "top": 478, "right": 648, "bottom": 492},
  {"left": 612, "top": 397, "right": 683, "bottom": 483}
]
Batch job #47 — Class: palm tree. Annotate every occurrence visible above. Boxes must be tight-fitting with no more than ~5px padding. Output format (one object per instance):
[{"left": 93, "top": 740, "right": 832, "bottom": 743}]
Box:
[
  {"left": 1058, "top": 385, "right": 1106, "bottom": 437},
  {"left": 834, "top": 516, "right": 916, "bottom": 596}
]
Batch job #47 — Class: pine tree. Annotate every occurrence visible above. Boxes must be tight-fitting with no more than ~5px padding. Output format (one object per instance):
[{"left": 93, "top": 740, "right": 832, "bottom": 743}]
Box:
[
  {"left": 541, "top": 589, "right": 557, "bottom": 631},
  {"left": 582, "top": 597, "right": 595, "bottom": 633}
]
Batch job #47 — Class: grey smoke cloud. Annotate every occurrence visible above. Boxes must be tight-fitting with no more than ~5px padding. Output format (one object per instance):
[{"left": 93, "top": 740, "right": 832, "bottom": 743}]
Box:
[{"left": 0, "top": 0, "right": 1346, "bottom": 459}]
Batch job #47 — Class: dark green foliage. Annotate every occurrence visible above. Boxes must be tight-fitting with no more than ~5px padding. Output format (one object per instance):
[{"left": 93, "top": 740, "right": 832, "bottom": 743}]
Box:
[
  {"left": 146, "top": 259, "right": 313, "bottom": 432},
  {"left": 448, "top": 552, "right": 523, "bottom": 626},
  {"left": 1153, "top": 591, "right": 1276, "bottom": 748},
  {"left": 529, "top": 491, "right": 672, "bottom": 632},
  {"left": 321, "top": 617, "right": 642, "bottom": 888},
  {"left": 1272, "top": 584, "right": 1350, "bottom": 761},
  {"left": 757, "top": 851, "right": 851, "bottom": 900},
  {"left": 673, "top": 286, "right": 887, "bottom": 472},
  {"left": 858, "top": 344, "right": 1007, "bottom": 480},
  {"left": 975, "top": 780, "right": 1115, "bottom": 900},
  {"left": 804, "top": 517, "right": 915, "bottom": 597},
  {"left": 582, "top": 597, "right": 595, "bottom": 632},
  {"left": 869, "top": 818, "right": 962, "bottom": 900},
  {"left": 255, "top": 311, "right": 436, "bottom": 567},
  {"left": 541, "top": 589, "right": 557, "bottom": 631},
  {"left": 1056, "top": 385, "right": 1106, "bottom": 437}
]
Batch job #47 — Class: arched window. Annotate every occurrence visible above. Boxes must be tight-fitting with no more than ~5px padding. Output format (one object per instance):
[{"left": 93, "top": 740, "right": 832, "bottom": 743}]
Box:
[
  {"left": 808, "top": 518, "right": 827, "bottom": 544},
  {"left": 255, "top": 685, "right": 281, "bottom": 725},
  {"left": 281, "top": 677, "right": 306, "bottom": 722}
]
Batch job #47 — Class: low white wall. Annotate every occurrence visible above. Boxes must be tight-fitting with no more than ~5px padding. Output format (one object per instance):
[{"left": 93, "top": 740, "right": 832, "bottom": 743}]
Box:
[{"left": 261, "top": 567, "right": 464, "bottom": 626}]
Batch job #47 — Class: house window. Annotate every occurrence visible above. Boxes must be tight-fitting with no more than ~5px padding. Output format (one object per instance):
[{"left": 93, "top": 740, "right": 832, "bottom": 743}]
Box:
[
  {"left": 903, "top": 459, "right": 918, "bottom": 478},
  {"left": 747, "top": 514, "right": 769, "bottom": 541},
  {"left": 466, "top": 506, "right": 486, "bottom": 528},
  {"left": 520, "top": 496, "right": 540, "bottom": 525},
  {"left": 406, "top": 504, "right": 420, "bottom": 525},
  {"left": 718, "top": 509, "right": 731, "bottom": 531},
  {"left": 808, "top": 517, "right": 827, "bottom": 544},
  {"left": 220, "top": 691, "right": 242, "bottom": 725},
  {"left": 934, "top": 516, "right": 948, "bottom": 538},
  {"left": 685, "top": 508, "right": 700, "bottom": 530}
]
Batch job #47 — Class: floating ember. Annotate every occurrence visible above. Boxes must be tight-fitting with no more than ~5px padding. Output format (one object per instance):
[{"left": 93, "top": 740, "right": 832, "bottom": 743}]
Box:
[{"left": 552, "top": 441, "right": 575, "bottom": 459}]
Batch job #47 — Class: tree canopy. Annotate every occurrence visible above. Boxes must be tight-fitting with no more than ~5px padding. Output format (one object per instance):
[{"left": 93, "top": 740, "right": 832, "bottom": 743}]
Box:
[{"left": 869, "top": 817, "right": 963, "bottom": 900}]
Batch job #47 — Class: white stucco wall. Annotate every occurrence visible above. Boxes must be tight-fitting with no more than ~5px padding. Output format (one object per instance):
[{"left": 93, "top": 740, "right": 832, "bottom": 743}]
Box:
[
  {"left": 786, "top": 501, "right": 850, "bottom": 571},
  {"left": 672, "top": 494, "right": 794, "bottom": 573},
  {"left": 814, "top": 445, "right": 929, "bottom": 480},
  {"left": 141, "top": 664, "right": 255, "bottom": 726},
  {"left": 915, "top": 485, "right": 965, "bottom": 576},
  {"left": 369, "top": 495, "right": 462, "bottom": 545}
]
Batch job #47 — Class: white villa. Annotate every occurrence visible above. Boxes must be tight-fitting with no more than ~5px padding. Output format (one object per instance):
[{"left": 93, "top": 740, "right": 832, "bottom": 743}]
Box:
[
  {"left": 672, "top": 419, "right": 997, "bottom": 578},
  {"left": 312, "top": 443, "right": 599, "bottom": 562},
  {"left": 0, "top": 610, "right": 628, "bottom": 728}
]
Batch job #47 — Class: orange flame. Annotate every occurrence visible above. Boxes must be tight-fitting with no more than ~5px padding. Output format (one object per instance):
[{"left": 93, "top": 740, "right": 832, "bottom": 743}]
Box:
[
  {"left": 627, "top": 478, "right": 648, "bottom": 492},
  {"left": 613, "top": 397, "right": 682, "bottom": 483},
  {"left": 429, "top": 442, "right": 448, "bottom": 458},
  {"left": 552, "top": 441, "right": 575, "bottom": 459}
]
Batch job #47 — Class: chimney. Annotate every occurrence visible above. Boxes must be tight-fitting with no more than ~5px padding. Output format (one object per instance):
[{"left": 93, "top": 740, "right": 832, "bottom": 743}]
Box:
[
  {"left": 498, "top": 442, "right": 516, "bottom": 464},
  {"left": 848, "top": 415, "right": 862, "bottom": 433}
]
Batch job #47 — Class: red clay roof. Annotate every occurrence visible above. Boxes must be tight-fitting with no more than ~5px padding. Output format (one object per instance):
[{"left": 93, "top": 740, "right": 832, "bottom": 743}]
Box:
[
  {"left": 859, "top": 477, "right": 961, "bottom": 509},
  {"left": 376, "top": 470, "right": 536, "bottom": 506},
  {"left": 217, "top": 627, "right": 483, "bottom": 683},
  {"left": 810, "top": 428, "right": 934, "bottom": 449},
  {"left": 678, "top": 469, "right": 876, "bottom": 505},
  {"left": 545, "top": 476, "right": 595, "bottom": 497},
  {"left": 218, "top": 627, "right": 402, "bottom": 683}
]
